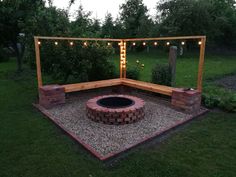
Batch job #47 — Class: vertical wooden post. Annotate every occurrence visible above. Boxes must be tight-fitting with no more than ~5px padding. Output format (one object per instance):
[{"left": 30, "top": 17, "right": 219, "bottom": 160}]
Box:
[
  {"left": 119, "top": 40, "right": 127, "bottom": 78},
  {"left": 34, "top": 37, "right": 43, "bottom": 88},
  {"left": 123, "top": 41, "right": 127, "bottom": 78},
  {"left": 197, "top": 37, "right": 206, "bottom": 92},
  {"left": 119, "top": 40, "right": 123, "bottom": 78},
  {"left": 168, "top": 46, "right": 177, "bottom": 86}
]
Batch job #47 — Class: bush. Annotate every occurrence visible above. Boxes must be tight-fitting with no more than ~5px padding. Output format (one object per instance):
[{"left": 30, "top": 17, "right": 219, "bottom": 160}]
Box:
[
  {"left": 202, "top": 86, "right": 236, "bottom": 112},
  {"left": 151, "top": 63, "right": 171, "bottom": 86},
  {"left": 30, "top": 41, "right": 117, "bottom": 83},
  {"left": 126, "top": 60, "right": 144, "bottom": 80},
  {"left": 0, "top": 46, "right": 10, "bottom": 62}
]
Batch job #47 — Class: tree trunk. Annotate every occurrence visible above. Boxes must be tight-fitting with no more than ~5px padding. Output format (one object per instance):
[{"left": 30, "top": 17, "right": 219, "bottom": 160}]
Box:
[{"left": 12, "top": 42, "right": 22, "bottom": 72}]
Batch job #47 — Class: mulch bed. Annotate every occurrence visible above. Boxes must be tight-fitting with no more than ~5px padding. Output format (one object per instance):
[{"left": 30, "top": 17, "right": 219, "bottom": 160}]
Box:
[{"left": 35, "top": 88, "right": 207, "bottom": 160}]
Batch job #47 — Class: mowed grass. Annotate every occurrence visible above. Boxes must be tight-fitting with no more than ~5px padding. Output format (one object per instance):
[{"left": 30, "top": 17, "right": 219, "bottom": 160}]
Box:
[
  {"left": 112, "top": 50, "right": 236, "bottom": 88},
  {"left": 0, "top": 55, "right": 236, "bottom": 177}
]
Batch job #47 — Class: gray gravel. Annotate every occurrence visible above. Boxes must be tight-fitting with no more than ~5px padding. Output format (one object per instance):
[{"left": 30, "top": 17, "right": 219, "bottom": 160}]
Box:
[{"left": 44, "top": 89, "right": 203, "bottom": 158}]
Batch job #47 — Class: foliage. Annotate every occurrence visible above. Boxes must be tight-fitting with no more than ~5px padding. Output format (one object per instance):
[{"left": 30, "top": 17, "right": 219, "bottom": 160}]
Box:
[
  {"left": 0, "top": 46, "right": 10, "bottom": 62},
  {"left": 151, "top": 63, "right": 171, "bottom": 86},
  {"left": 40, "top": 41, "right": 116, "bottom": 83},
  {"left": 202, "top": 85, "right": 236, "bottom": 112},
  {"left": 156, "top": 0, "right": 236, "bottom": 48},
  {"left": 126, "top": 60, "right": 144, "bottom": 80},
  {"left": 120, "top": 0, "right": 153, "bottom": 38}
]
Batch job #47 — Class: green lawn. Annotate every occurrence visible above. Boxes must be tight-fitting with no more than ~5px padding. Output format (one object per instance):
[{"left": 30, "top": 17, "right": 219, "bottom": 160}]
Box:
[{"left": 0, "top": 57, "right": 236, "bottom": 177}]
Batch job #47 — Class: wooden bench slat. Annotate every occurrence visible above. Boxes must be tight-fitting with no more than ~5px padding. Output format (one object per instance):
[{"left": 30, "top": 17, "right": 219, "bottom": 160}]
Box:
[
  {"left": 63, "top": 78, "right": 173, "bottom": 96},
  {"left": 63, "top": 78, "right": 122, "bottom": 93},
  {"left": 121, "top": 78, "right": 173, "bottom": 96}
]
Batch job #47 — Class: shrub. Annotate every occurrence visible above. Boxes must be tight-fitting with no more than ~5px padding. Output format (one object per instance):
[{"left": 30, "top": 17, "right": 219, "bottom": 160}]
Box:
[
  {"left": 151, "top": 63, "right": 171, "bottom": 86},
  {"left": 202, "top": 86, "right": 236, "bottom": 112},
  {"left": 126, "top": 60, "right": 144, "bottom": 80},
  {"left": 0, "top": 46, "right": 10, "bottom": 62},
  {"left": 29, "top": 41, "right": 117, "bottom": 83}
]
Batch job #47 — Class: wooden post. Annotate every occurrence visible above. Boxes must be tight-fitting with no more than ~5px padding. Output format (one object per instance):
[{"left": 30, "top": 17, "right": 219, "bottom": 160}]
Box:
[
  {"left": 123, "top": 41, "right": 127, "bottom": 78},
  {"left": 119, "top": 40, "right": 127, "bottom": 78},
  {"left": 197, "top": 37, "right": 206, "bottom": 92},
  {"left": 119, "top": 41, "right": 123, "bottom": 78},
  {"left": 34, "top": 37, "right": 43, "bottom": 88},
  {"left": 168, "top": 46, "right": 177, "bottom": 86}
]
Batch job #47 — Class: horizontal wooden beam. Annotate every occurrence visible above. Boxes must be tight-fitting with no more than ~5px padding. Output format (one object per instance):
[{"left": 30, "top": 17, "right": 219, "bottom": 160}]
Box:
[
  {"left": 34, "top": 36, "right": 206, "bottom": 42},
  {"left": 121, "top": 79, "right": 173, "bottom": 96},
  {"left": 34, "top": 36, "right": 122, "bottom": 42},
  {"left": 62, "top": 78, "right": 173, "bottom": 96},
  {"left": 123, "top": 36, "right": 206, "bottom": 42},
  {"left": 63, "top": 79, "right": 122, "bottom": 93}
]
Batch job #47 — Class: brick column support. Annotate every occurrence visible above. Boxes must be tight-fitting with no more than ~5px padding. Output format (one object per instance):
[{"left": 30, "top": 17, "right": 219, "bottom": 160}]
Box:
[
  {"left": 171, "top": 88, "right": 201, "bottom": 113},
  {"left": 39, "top": 85, "right": 65, "bottom": 109}
]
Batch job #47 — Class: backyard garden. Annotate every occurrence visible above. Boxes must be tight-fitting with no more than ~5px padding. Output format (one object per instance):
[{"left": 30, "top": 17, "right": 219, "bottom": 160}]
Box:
[{"left": 1, "top": 0, "right": 236, "bottom": 176}]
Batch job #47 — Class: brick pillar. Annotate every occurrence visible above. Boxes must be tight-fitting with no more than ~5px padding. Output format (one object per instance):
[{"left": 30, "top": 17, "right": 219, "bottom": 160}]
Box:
[
  {"left": 171, "top": 88, "right": 201, "bottom": 113},
  {"left": 39, "top": 85, "right": 65, "bottom": 109}
]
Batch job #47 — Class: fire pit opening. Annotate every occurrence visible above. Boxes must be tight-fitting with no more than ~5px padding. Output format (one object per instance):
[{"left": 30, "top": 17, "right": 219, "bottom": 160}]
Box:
[
  {"left": 97, "top": 96, "right": 134, "bottom": 108},
  {"left": 86, "top": 95, "right": 145, "bottom": 125}
]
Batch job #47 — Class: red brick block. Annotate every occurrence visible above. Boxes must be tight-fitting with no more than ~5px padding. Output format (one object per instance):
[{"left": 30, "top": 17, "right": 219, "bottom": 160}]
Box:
[
  {"left": 171, "top": 88, "right": 201, "bottom": 113},
  {"left": 39, "top": 85, "right": 65, "bottom": 109}
]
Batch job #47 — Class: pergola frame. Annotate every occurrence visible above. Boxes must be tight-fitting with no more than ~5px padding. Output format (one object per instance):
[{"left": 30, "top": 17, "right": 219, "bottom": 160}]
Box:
[{"left": 34, "top": 35, "right": 206, "bottom": 94}]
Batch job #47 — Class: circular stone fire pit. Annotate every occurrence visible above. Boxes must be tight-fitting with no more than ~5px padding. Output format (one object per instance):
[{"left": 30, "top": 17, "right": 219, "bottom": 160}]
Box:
[{"left": 86, "top": 95, "right": 145, "bottom": 125}]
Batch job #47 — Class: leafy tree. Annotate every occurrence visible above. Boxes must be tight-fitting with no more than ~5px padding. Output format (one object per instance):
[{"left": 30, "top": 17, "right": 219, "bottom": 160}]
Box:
[
  {"left": 0, "top": 0, "right": 45, "bottom": 71},
  {"left": 157, "top": 0, "right": 236, "bottom": 48},
  {"left": 119, "top": 0, "right": 153, "bottom": 38},
  {"left": 101, "top": 13, "right": 115, "bottom": 38}
]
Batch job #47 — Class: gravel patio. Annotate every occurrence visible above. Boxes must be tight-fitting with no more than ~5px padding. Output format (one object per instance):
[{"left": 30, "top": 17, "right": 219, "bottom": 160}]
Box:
[{"left": 35, "top": 87, "right": 207, "bottom": 160}]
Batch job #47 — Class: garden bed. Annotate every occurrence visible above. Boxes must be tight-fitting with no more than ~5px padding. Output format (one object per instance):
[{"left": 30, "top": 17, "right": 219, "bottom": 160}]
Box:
[{"left": 35, "top": 87, "right": 207, "bottom": 160}]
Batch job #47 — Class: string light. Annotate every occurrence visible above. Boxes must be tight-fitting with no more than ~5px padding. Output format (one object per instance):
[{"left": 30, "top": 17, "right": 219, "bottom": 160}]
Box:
[
  {"left": 181, "top": 41, "right": 185, "bottom": 45},
  {"left": 143, "top": 42, "right": 146, "bottom": 46},
  {"left": 107, "top": 42, "right": 111, "bottom": 46},
  {"left": 83, "top": 42, "right": 87, "bottom": 46},
  {"left": 166, "top": 42, "right": 170, "bottom": 46},
  {"left": 198, "top": 41, "right": 202, "bottom": 45},
  {"left": 154, "top": 42, "right": 158, "bottom": 46},
  {"left": 37, "top": 41, "right": 41, "bottom": 45},
  {"left": 132, "top": 42, "right": 136, "bottom": 46},
  {"left": 70, "top": 41, "right": 74, "bottom": 46},
  {"left": 54, "top": 41, "right": 58, "bottom": 45}
]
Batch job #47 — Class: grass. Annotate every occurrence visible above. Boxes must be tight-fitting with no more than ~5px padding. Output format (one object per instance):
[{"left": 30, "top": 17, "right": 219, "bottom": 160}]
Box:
[{"left": 0, "top": 55, "right": 236, "bottom": 177}]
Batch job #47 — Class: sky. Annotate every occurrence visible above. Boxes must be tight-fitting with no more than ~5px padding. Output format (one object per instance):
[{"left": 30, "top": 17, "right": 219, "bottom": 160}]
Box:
[{"left": 52, "top": 0, "right": 158, "bottom": 21}]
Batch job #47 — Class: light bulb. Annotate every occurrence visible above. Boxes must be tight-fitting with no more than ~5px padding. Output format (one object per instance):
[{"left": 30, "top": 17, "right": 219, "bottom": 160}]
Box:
[
  {"left": 181, "top": 41, "right": 185, "bottom": 45},
  {"left": 37, "top": 41, "right": 41, "bottom": 45},
  {"left": 133, "top": 42, "right": 136, "bottom": 46},
  {"left": 143, "top": 42, "right": 146, "bottom": 46},
  {"left": 84, "top": 42, "right": 87, "bottom": 46},
  {"left": 154, "top": 42, "right": 158, "bottom": 46},
  {"left": 70, "top": 41, "right": 74, "bottom": 46},
  {"left": 55, "top": 41, "right": 58, "bottom": 45},
  {"left": 198, "top": 41, "right": 202, "bottom": 45},
  {"left": 166, "top": 42, "right": 170, "bottom": 46}
]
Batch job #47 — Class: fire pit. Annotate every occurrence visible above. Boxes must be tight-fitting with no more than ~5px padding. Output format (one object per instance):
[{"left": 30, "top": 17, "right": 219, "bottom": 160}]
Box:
[{"left": 86, "top": 95, "right": 145, "bottom": 125}]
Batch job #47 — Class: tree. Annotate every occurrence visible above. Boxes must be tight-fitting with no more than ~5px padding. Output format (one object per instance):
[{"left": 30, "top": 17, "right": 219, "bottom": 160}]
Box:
[
  {"left": 119, "top": 0, "right": 153, "bottom": 38},
  {"left": 101, "top": 13, "right": 114, "bottom": 38},
  {"left": 156, "top": 0, "right": 236, "bottom": 48},
  {"left": 0, "top": 0, "right": 45, "bottom": 71}
]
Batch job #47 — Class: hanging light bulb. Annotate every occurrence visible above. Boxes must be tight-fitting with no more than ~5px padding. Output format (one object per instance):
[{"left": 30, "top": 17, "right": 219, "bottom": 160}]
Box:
[
  {"left": 132, "top": 42, "right": 136, "bottom": 46},
  {"left": 181, "top": 41, "right": 185, "bottom": 45},
  {"left": 107, "top": 42, "right": 111, "bottom": 46},
  {"left": 70, "top": 41, "right": 74, "bottom": 46},
  {"left": 143, "top": 42, "right": 146, "bottom": 46},
  {"left": 83, "top": 42, "right": 87, "bottom": 46},
  {"left": 198, "top": 41, "right": 202, "bottom": 45},
  {"left": 54, "top": 41, "right": 58, "bottom": 45},
  {"left": 37, "top": 41, "right": 41, "bottom": 45},
  {"left": 154, "top": 42, "right": 158, "bottom": 46},
  {"left": 166, "top": 42, "right": 170, "bottom": 46}
]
